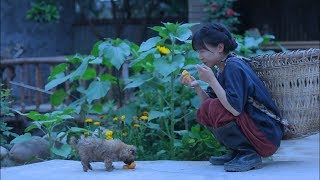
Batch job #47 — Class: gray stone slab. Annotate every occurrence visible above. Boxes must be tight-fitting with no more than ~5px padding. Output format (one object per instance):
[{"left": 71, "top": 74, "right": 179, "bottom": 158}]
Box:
[{"left": 1, "top": 134, "right": 319, "bottom": 180}]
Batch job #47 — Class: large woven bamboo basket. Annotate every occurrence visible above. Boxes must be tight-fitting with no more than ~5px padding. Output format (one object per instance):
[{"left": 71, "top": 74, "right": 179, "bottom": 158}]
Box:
[{"left": 250, "top": 48, "right": 320, "bottom": 139}]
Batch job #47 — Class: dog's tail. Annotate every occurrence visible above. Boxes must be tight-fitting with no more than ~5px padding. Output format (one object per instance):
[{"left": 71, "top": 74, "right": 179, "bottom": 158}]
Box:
[{"left": 69, "top": 136, "right": 78, "bottom": 148}]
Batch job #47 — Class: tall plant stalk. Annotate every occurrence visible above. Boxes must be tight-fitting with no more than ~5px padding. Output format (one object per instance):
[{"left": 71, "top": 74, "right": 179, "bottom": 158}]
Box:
[{"left": 169, "top": 75, "right": 175, "bottom": 158}]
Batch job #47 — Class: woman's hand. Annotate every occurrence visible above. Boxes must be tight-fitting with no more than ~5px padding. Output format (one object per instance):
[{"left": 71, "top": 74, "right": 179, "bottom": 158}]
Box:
[
  {"left": 180, "top": 68, "right": 210, "bottom": 102},
  {"left": 196, "top": 64, "right": 216, "bottom": 84},
  {"left": 180, "top": 74, "right": 199, "bottom": 87}
]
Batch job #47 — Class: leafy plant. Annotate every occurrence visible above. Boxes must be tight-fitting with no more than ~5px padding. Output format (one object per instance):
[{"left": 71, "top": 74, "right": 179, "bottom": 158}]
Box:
[
  {"left": 0, "top": 122, "right": 18, "bottom": 149},
  {"left": 1, "top": 84, "right": 13, "bottom": 116},
  {"left": 175, "top": 124, "right": 226, "bottom": 160},
  {"left": 26, "top": 0, "right": 60, "bottom": 23},
  {"left": 123, "top": 22, "right": 215, "bottom": 159},
  {"left": 202, "top": 0, "right": 240, "bottom": 31},
  {"left": 11, "top": 108, "right": 75, "bottom": 159},
  {"left": 0, "top": 84, "right": 18, "bottom": 149},
  {"left": 131, "top": 22, "right": 197, "bottom": 157},
  {"left": 45, "top": 38, "right": 136, "bottom": 121},
  {"left": 234, "top": 31, "right": 286, "bottom": 57}
]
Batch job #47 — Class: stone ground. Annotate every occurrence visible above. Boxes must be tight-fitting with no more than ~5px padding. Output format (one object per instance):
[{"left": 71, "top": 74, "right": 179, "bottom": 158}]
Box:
[{"left": 1, "top": 133, "right": 319, "bottom": 180}]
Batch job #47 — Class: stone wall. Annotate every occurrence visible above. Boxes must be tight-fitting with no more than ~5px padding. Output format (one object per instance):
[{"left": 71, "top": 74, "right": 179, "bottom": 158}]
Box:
[
  {"left": 0, "top": 0, "right": 75, "bottom": 59},
  {"left": 73, "top": 23, "right": 159, "bottom": 54},
  {"left": 188, "top": 0, "right": 205, "bottom": 23},
  {"left": 1, "top": 1, "right": 188, "bottom": 58}
]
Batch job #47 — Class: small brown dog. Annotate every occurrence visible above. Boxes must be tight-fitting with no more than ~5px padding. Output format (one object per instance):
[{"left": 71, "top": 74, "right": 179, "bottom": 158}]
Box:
[{"left": 69, "top": 136, "right": 136, "bottom": 172}]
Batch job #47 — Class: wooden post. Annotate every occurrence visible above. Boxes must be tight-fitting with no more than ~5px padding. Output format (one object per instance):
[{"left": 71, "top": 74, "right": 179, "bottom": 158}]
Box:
[
  {"left": 19, "top": 65, "right": 25, "bottom": 112},
  {"left": 35, "top": 64, "right": 41, "bottom": 110}
]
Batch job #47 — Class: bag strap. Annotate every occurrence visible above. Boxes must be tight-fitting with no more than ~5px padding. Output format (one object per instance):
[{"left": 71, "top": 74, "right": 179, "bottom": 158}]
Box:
[{"left": 248, "top": 96, "right": 294, "bottom": 132}]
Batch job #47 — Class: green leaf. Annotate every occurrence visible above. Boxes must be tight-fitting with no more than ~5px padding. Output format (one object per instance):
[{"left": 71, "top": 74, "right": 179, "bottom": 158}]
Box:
[
  {"left": 119, "top": 41, "right": 131, "bottom": 55},
  {"left": 154, "top": 55, "right": 184, "bottom": 77},
  {"left": 48, "top": 63, "right": 68, "bottom": 81},
  {"left": 139, "top": 36, "right": 161, "bottom": 52},
  {"left": 175, "top": 27, "right": 192, "bottom": 42},
  {"left": 180, "top": 23, "right": 200, "bottom": 29},
  {"left": 69, "top": 57, "right": 90, "bottom": 81},
  {"left": 10, "top": 133, "right": 32, "bottom": 144},
  {"left": 90, "top": 41, "right": 103, "bottom": 56},
  {"left": 50, "top": 89, "right": 66, "bottom": 106},
  {"left": 62, "top": 108, "right": 75, "bottom": 115},
  {"left": 26, "top": 111, "right": 42, "bottom": 120},
  {"left": 66, "top": 54, "right": 83, "bottom": 64},
  {"left": 51, "top": 144, "right": 72, "bottom": 158},
  {"left": 56, "top": 132, "right": 66, "bottom": 139},
  {"left": 244, "top": 36, "right": 263, "bottom": 49},
  {"left": 99, "top": 41, "right": 130, "bottom": 70},
  {"left": 129, "top": 48, "right": 156, "bottom": 67},
  {"left": 175, "top": 130, "right": 188, "bottom": 136},
  {"left": 124, "top": 74, "right": 154, "bottom": 89},
  {"left": 191, "top": 124, "right": 201, "bottom": 139},
  {"left": 89, "top": 57, "right": 103, "bottom": 64},
  {"left": 84, "top": 80, "right": 111, "bottom": 104},
  {"left": 190, "top": 96, "right": 201, "bottom": 108},
  {"left": 69, "top": 127, "right": 88, "bottom": 132},
  {"left": 115, "top": 103, "right": 137, "bottom": 124},
  {"left": 205, "top": 141, "right": 216, "bottom": 148},
  {"left": 38, "top": 120, "right": 58, "bottom": 127},
  {"left": 99, "top": 73, "right": 117, "bottom": 83},
  {"left": 59, "top": 115, "right": 74, "bottom": 119},
  {"left": 45, "top": 57, "right": 89, "bottom": 91},
  {"left": 81, "top": 68, "right": 96, "bottom": 80},
  {"left": 146, "top": 122, "right": 160, "bottom": 130},
  {"left": 45, "top": 76, "right": 69, "bottom": 91},
  {"left": 67, "top": 97, "right": 86, "bottom": 114},
  {"left": 92, "top": 103, "right": 103, "bottom": 113},
  {"left": 156, "top": 149, "right": 166, "bottom": 156},
  {"left": 150, "top": 26, "right": 164, "bottom": 33},
  {"left": 25, "top": 123, "right": 41, "bottom": 132},
  {"left": 188, "top": 138, "right": 196, "bottom": 144},
  {"left": 148, "top": 110, "right": 167, "bottom": 120},
  {"left": 174, "top": 140, "right": 182, "bottom": 147},
  {"left": 151, "top": 25, "right": 170, "bottom": 39},
  {"left": 164, "top": 22, "right": 179, "bottom": 33},
  {"left": 153, "top": 58, "right": 175, "bottom": 77}
]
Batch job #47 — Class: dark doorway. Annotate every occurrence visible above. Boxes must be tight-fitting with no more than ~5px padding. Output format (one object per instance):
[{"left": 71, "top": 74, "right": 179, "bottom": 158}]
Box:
[{"left": 235, "top": 0, "right": 320, "bottom": 41}]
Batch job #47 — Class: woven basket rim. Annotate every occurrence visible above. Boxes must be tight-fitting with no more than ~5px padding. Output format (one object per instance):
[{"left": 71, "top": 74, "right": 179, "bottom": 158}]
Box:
[{"left": 251, "top": 48, "right": 320, "bottom": 61}]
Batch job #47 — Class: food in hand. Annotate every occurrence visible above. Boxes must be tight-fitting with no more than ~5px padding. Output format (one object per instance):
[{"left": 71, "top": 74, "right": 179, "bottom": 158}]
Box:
[
  {"left": 182, "top": 70, "right": 192, "bottom": 82},
  {"left": 123, "top": 161, "right": 136, "bottom": 169}
]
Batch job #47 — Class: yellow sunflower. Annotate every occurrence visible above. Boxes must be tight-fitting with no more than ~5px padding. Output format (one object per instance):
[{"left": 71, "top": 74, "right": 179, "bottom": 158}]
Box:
[
  {"left": 157, "top": 45, "right": 170, "bottom": 55},
  {"left": 140, "top": 115, "right": 148, "bottom": 121},
  {"left": 85, "top": 118, "right": 93, "bottom": 123}
]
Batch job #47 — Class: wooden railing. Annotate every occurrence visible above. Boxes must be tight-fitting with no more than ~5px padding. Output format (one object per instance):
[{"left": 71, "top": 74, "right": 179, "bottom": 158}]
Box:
[
  {"left": 0, "top": 56, "right": 68, "bottom": 113},
  {"left": 262, "top": 41, "right": 320, "bottom": 51}
]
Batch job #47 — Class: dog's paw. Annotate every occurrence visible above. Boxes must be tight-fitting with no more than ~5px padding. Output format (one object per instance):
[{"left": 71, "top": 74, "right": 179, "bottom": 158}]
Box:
[{"left": 106, "top": 165, "right": 114, "bottom": 172}]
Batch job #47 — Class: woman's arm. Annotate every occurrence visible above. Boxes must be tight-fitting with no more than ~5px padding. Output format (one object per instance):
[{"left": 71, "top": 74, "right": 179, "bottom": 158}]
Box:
[
  {"left": 194, "top": 84, "right": 210, "bottom": 102},
  {"left": 197, "top": 65, "right": 240, "bottom": 116},
  {"left": 207, "top": 77, "right": 240, "bottom": 116}
]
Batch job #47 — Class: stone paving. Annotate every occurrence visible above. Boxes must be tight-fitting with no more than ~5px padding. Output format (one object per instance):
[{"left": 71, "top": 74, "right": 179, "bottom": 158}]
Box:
[{"left": 1, "top": 133, "right": 319, "bottom": 180}]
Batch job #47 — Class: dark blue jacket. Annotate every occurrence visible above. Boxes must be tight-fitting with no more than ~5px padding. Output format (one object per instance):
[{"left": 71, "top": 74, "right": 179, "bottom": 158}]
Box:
[{"left": 206, "top": 55, "right": 284, "bottom": 146}]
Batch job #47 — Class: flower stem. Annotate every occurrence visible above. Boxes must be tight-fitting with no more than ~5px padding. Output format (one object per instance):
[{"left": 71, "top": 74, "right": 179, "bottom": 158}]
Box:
[{"left": 169, "top": 75, "right": 175, "bottom": 158}]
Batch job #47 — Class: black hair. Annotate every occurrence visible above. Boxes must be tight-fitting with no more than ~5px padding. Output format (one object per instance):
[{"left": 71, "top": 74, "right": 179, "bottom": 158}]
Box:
[{"left": 192, "top": 22, "right": 238, "bottom": 53}]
